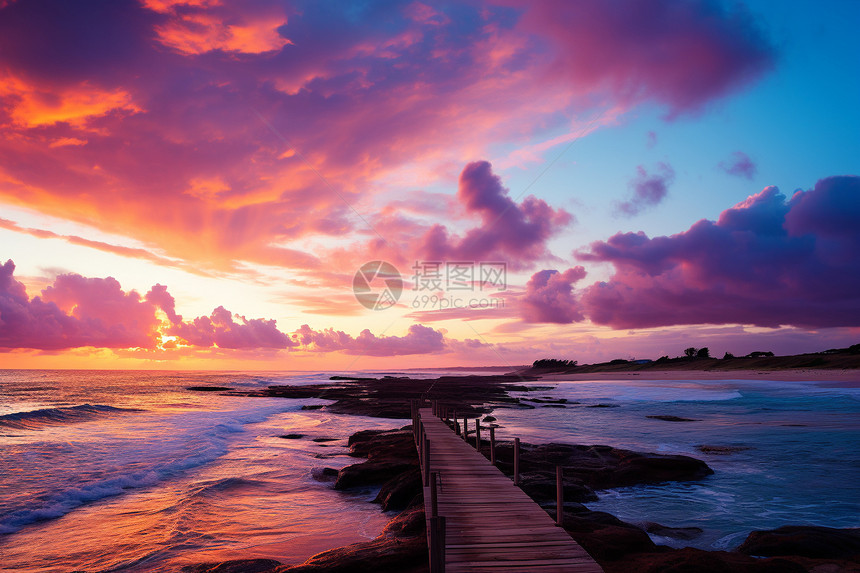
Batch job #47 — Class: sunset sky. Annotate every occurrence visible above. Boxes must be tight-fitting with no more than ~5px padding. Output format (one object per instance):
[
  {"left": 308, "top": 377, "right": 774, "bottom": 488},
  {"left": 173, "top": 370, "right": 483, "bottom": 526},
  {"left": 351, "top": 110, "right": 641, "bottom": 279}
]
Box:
[{"left": 1, "top": 0, "right": 858, "bottom": 370}]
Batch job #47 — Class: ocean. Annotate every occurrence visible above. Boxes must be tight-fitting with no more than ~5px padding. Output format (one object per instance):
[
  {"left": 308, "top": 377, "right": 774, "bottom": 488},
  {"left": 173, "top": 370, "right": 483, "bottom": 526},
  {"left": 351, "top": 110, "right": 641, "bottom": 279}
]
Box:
[{"left": 1, "top": 370, "right": 858, "bottom": 571}]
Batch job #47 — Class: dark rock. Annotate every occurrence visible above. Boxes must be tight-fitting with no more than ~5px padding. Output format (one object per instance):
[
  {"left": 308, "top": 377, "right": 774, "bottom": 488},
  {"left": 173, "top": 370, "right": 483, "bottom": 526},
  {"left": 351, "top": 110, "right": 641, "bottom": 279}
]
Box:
[
  {"left": 696, "top": 445, "right": 752, "bottom": 455},
  {"left": 281, "top": 506, "right": 428, "bottom": 572},
  {"left": 301, "top": 405, "right": 324, "bottom": 410},
  {"left": 642, "top": 522, "right": 704, "bottom": 540},
  {"left": 181, "top": 558, "right": 282, "bottom": 572},
  {"left": 737, "top": 525, "right": 860, "bottom": 559},
  {"left": 518, "top": 471, "right": 598, "bottom": 503},
  {"left": 335, "top": 460, "right": 415, "bottom": 490},
  {"left": 380, "top": 503, "right": 425, "bottom": 538},
  {"left": 311, "top": 467, "right": 339, "bottom": 482},
  {"left": 606, "top": 548, "right": 809, "bottom": 573},
  {"left": 237, "top": 374, "right": 538, "bottom": 419},
  {"left": 335, "top": 429, "right": 418, "bottom": 490},
  {"left": 482, "top": 415, "right": 496, "bottom": 422},
  {"left": 610, "top": 451, "right": 713, "bottom": 486},
  {"left": 279, "top": 433, "right": 305, "bottom": 439},
  {"left": 374, "top": 468, "right": 423, "bottom": 511},
  {"left": 312, "top": 437, "right": 339, "bottom": 443},
  {"left": 524, "top": 397, "right": 568, "bottom": 404},
  {"left": 348, "top": 431, "right": 415, "bottom": 459},
  {"left": 647, "top": 415, "right": 699, "bottom": 422},
  {"left": 348, "top": 428, "right": 399, "bottom": 446},
  {"left": 560, "top": 508, "right": 656, "bottom": 561},
  {"left": 491, "top": 442, "right": 713, "bottom": 490},
  {"left": 186, "top": 386, "right": 232, "bottom": 392}
]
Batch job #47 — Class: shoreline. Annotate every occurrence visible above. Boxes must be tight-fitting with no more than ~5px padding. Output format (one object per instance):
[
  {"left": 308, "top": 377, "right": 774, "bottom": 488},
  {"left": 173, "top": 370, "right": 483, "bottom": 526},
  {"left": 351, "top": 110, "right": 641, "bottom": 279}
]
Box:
[
  {"left": 188, "top": 421, "right": 860, "bottom": 573},
  {"left": 189, "top": 372, "right": 860, "bottom": 572},
  {"left": 536, "top": 368, "right": 860, "bottom": 386}
]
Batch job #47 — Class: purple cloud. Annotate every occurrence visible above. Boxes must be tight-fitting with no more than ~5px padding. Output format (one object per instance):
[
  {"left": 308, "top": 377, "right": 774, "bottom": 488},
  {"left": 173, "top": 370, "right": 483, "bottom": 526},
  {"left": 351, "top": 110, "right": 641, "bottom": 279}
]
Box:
[
  {"left": 616, "top": 163, "right": 675, "bottom": 216},
  {"left": 520, "top": 0, "right": 775, "bottom": 116},
  {"left": 0, "top": 0, "right": 775, "bottom": 277},
  {"left": 521, "top": 267, "right": 587, "bottom": 323},
  {"left": 420, "top": 161, "right": 572, "bottom": 269},
  {"left": 294, "top": 323, "right": 446, "bottom": 356},
  {"left": 719, "top": 151, "right": 757, "bottom": 179},
  {"left": 171, "top": 306, "right": 294, "bottom": 349},
  {"left": 577, "top": 175, "right": 860, "bottom": 329},
  {"left": 1, "top": 260, "right": 164, "bottom": 349}
]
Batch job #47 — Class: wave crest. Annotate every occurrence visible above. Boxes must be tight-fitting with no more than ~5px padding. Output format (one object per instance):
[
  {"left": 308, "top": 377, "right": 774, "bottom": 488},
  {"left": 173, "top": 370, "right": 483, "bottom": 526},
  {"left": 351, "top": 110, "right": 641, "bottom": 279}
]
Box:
[{"left": 0, "top": 404, "right": 141, "bottom": 430}]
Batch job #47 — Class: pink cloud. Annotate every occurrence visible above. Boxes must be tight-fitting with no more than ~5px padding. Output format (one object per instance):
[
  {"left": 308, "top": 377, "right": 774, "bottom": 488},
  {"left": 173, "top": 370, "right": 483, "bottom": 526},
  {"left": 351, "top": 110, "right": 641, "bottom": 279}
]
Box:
[
  {"left": 294, "top": 323, "right": 446, "bottom": 356},
  {"left": 171, "top": 306, "right": 294, "bottom": 349},
  {"left": 0, "top": 260, "right": 162, "bottom": 349},
  {"left": 616, "top": 163, "right": 675, "bottom": 216},
  {"left": 719, "top": 151, "right": 757, "bottom": 179},
  {"left": 577, "top": 176, "right": 860, "bottom": 329},
  {"left": 0, "top": 260, "right": 294, "bottom": 351},
  {"left": 419, "top": 161, "right": 572, "bottom": 268},
  {"left": 325, "top": 160, "right": 572, "bottom": 272},
  {"left": 518, "top": 0, "right": 775, "bottom": 116},
  {"left": 0, "top": 0, "right": 775, "bottom": 276},
  {"left": 145, "top": 284, "right": 182, "bottom": 324},
  {"left": 521, "top": 267, "right": 587, "bottom": 323},
  {"left": 404, "top": 304, "right": 517, "bottom": 323}
]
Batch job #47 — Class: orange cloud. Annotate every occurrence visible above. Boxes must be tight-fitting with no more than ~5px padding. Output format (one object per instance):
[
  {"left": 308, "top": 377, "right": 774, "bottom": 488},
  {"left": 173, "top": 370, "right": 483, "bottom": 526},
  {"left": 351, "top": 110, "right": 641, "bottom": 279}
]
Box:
[
  {"left": 0, "top": 73, "right": 140, "bottom": 128},
  {"left": 153, "top": 11, "right": 291, "bottom": 55}
]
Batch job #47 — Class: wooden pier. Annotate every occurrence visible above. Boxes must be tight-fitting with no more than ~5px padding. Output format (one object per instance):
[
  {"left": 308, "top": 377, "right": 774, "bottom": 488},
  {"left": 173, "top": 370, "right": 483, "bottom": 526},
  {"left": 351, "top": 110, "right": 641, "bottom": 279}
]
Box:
[{"left": 416, "top": 406, "right": 603, "bottom": 572}]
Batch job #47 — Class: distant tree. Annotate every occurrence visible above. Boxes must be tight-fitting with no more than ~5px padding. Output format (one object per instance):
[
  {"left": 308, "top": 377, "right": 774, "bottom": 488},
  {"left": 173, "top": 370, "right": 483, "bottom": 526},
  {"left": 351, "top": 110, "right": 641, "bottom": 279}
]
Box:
[
  {"left": 532, "top": 358, "right": 578, "bottom": 369},
  {"left": 608, "top": 358, "right": 629, "bottom": 365},
  {"left": 746, "top": 351, "right": 775, "bottom": 358},
  {"left": 655, "top": 355, "right": 670, "bottom": 363},
  {"left": 684, "top": 347, "right": 698, "bottom": 358},
  {"left": 723, "top": 352, "right": 735, "bottom": 360},
  {"left": 696, "top": 347, "right": 710, "bottom": 358}
]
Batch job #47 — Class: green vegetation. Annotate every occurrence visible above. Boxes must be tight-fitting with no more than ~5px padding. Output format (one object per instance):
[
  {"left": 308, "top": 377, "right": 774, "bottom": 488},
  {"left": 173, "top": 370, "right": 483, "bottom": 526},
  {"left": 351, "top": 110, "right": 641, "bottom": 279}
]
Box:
[
  {"left": 747, "top": 351, "right": 774, "bottom": 358},
  {"left": 684, "top": 347, "right": 710, "bottom": 358},
  {"left": 532, "top": 358, "right": 578, "bottom": 369}
]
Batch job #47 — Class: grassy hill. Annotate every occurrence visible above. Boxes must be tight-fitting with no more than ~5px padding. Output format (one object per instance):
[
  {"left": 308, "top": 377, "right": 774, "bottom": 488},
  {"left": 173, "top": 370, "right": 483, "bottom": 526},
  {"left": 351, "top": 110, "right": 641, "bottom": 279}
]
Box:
[{"left": 524, "top": 345, "right": 860, "bottom": 375}]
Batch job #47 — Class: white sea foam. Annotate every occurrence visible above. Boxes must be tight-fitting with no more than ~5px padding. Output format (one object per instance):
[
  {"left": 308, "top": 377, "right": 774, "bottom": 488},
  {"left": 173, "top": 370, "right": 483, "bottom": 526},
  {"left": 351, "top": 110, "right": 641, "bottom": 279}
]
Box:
[{"left": 0, "top": 400, "right": 297, "bottom": 535}]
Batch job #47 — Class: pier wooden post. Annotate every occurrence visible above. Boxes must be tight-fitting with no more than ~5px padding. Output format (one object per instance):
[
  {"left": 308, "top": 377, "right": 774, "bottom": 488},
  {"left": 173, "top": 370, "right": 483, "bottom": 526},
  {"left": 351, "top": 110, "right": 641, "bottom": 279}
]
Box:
[
  {"left": 453, "top": 410, "right": 459, "bottom": 435},
  {"left": 413, "top": 401, "right": 420, "bottom": 444},
  {"left": 428, "top": 515, "right": 446, "bottom": 573},
  {"left": 423, "top": 438, "right": 431, "bottom": 485},
  {"left": 475, "top": 419, "right": 481, "bottom": 451},
  {"left": 430, "top": 471, "right": 439, "bottom": 518},
  {"left": 462, "top": 417, "right": 468, "bottom": 441},
  {"left": 556, "top": 466, "right": 564, "bottom": 527},
  {"left": 514, "top": 437, "right": 520, "bottom": 486},
  {"left": 489, "top": 426, "right": 496, "bottom": 466}
]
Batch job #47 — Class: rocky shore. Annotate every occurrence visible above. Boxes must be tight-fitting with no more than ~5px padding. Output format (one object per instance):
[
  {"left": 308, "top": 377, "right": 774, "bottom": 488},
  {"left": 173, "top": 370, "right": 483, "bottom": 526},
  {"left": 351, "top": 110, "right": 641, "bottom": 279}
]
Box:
[
  {"left": 230, "top": 373, "right": 540, "bottom": 418},
  {"left": 189, "top": 375, "right": 860, "bottom": 572}
]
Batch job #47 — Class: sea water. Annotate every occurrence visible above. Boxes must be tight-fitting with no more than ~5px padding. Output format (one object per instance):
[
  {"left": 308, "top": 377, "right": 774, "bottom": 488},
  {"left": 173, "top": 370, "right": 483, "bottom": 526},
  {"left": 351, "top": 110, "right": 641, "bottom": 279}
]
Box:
[
  {"left": 0, "top": 370, "right": 406, "bottom": 572},
  {"left": 492, "top": 377, "right": 860, "bottom": 550},
  {"left": 1, "top": 371, "right": 858, "bottom": 570}
]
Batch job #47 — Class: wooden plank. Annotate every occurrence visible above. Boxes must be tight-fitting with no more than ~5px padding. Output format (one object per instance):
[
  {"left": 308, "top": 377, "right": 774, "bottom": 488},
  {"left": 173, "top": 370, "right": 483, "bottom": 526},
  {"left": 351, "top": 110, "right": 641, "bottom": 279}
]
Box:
[{"left": 418, "top": 409, "right": 603, "bottom": 573}]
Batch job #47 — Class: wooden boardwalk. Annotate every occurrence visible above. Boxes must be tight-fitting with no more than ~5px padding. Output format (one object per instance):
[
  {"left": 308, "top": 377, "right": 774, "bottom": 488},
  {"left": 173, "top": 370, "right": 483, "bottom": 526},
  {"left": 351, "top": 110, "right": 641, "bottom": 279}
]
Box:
[{"left": 418, "top": 408, "right": 603, "bottom": 572}]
